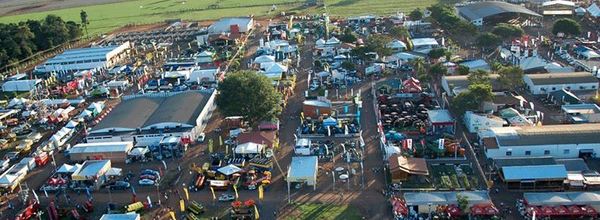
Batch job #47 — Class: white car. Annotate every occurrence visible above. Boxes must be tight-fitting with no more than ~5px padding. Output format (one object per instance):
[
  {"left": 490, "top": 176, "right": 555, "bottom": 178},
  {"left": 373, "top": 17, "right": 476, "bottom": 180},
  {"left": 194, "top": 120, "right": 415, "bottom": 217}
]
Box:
[
  {"left": 218, "top": 193, "right": 235, "bottom": 202},
  {"left": 138, "top": 179, "right": 155, "bottom": 186},
  {"left": 197, "top": 133, "right": 206, "bottom": 143}
]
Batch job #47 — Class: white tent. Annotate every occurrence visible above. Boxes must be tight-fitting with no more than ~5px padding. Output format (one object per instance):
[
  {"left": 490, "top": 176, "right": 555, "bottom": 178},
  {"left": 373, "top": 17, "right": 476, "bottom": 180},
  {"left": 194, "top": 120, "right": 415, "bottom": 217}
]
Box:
[
  {"left": 128, "top": 147, "right": 149, "bottom": 156},
  {"left": 235, "top": 142, "right": 264, "bottom": 154},
  {"left": 2, "top": 79, "right": 41, "bottom": 92},
  {"left": 8, "top": 98, "right": 29, "bottom": 108},
  {"left": 264, "top": 63, "right": 288, "bottom": 74},
  {"left": 57, "top": 164, "right": 83, "bottom": 173},
  {"left": 287, "top": 156, "right": 318, "bottom": 190},
  {"left": 316, "top": 38, "right": 326, "bottom": 46},
  {"left": 218, "top": 164, "right": 242, "bottom": 176},
  {"left": 326, "top": 37, "right": 341, "bottom": 45},
  {"left": 253, "top": 55, "right": 276, "bottom": 64},
  {"left": 197, "top": 50, "right": 214, "bottom": 57},
  {"left": 0, "top": 174, "right": 19, "bottom": 187},
  {"left": 77, "top": 110, "right": 93, "bottom": 119},
  {"left": 334, "top": 54, "right": 347, "bottom": 60},
  {"left": 387, "top": 40, "right": 407, "bottom": 50},
  {"left": 65, "top": 120, "right": 79, "bottom": 129},
  {"left": 105, "top": 168, "right": 122, "bottom": 176},
  {"left": 588, "top": 3, "right": 600, "bottom": 17}
]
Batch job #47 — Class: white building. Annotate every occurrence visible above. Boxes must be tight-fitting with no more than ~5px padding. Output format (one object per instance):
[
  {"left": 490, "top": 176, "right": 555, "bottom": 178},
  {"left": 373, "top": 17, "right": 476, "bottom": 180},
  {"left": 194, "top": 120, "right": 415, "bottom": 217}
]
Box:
[
  {"left": 482, "top": 124, "right": 600, "bottom": 159},
  {"left": 35, "top": 42, "right": 131, "bottom": 74},
  {"left": 411, "top": 38, "right": 439, "bottom": 54},
  {"left": 464, "top": 111, "right": 506, "bottom": 133},
  {"left": 523, "top": 72, "right": 598, "bottom": 95},
  {"left": 208, "top": 17, "right": 254, "bottom": 34}
]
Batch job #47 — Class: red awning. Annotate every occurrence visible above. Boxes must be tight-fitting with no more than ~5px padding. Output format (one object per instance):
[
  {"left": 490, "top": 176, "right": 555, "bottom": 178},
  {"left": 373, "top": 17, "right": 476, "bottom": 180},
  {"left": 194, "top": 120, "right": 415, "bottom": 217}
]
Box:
[
  {"left": 553, "top": 206, "right": 569, "bottom": 216},
  {"left": 540, "top": 206, "right": 556, "bottom": 216},
  {"left": 446, "top": 205, "right": 462, "bottom": 217},
  {"left": 390, "top": 197, "right": 408, "bottom": 215},
  {"left": 470, "top": 203, "right": 498, "bottom": 216},
  {"left": 581, "top": 205, "right": 598, "bottom": 217},
  {"left": 568, "top": 206, "right": 583, "bottom": 216},
  {"left": 526, "top": 206, "right": 542, "bottom": 217}
]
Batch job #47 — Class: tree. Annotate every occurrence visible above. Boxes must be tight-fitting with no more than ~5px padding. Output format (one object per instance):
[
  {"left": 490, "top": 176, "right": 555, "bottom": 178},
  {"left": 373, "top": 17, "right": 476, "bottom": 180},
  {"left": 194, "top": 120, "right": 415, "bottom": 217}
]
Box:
[
  {"left": 497, "top": 66, "right": 524, "bottom": 91},
  {"left": 409, "top": 8, "right": 423, "bottom": 20},
  {"left": 552, "top": 18, "right": 581, "bottom": 36},
  {"left": 350, "top": 46, "right": 370, "bottom": 62},
  {"left": 428, "top": 48, "right": 446, "bottom": 60},
  {"left": 457, "top": 194, "right": 469, "bottom": 212},
  {"left": 430, "top": 63, "right": 447, "bottom": 78},
  {"left": 365, "top": 34, "right": 393, "bottom": 57},
  {"left": 452, "top": 83, "right": 493, "bottom": 114},
  {"left": 65, "top": 21, "right": 82, "bottom": 39},
  {"left": 339, "top": 28, "right": 357, "bottom": 43},
  {"left": 476, "top": 32, "right": 501, "bottom": 49},
  {"left": 80, "top": 10, "right": 89, "bottom": 36},
  {"left": 216, "top": 71, "right": 282, "bottom": 126},
  {"left": 457, "top": 65, "right": 470, "bottom": 75},
  {"left": 492, "top": 23, "right": 524, "bottom": 39},
  {"left": 341, "top": 61, "right": 356, "bottom": 71},
  {"left": 389, "top": 26, "right": 410, "bottom": 40},
  {"left": 467, "top": 69, "right": 490, "bottom": 84}
]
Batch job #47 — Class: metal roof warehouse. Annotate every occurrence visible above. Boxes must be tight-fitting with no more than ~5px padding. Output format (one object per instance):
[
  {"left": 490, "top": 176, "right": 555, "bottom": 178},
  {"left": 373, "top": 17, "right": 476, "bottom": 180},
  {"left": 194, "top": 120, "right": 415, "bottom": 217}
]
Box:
[
  {"left": 87, "top": 90, "right": 216, "bottom": 145},
  {"left": 35, "top": 42, "right": 131, "bottom": 74}
]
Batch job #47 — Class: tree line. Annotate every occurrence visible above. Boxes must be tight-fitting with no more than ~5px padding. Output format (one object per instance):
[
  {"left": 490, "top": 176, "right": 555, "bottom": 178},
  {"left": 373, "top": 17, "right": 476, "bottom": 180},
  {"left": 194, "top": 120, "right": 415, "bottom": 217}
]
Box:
[{"left": 0, "top": 15, "right": 83, "bottom": 70}]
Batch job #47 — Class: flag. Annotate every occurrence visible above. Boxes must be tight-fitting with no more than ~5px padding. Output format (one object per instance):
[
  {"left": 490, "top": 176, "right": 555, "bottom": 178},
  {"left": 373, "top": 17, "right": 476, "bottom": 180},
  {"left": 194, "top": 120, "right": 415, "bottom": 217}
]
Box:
[
  {"left": 32, "top": 189, "right": 39, "bottom": 202},
  {"left": 219, "top": 135, "right": 223, "bottom": 146},
  {"left": 44, "top": 189, "right": 49, "bottom": 198},
  {"left": 183, "top": 187, "right": 189, "bottom": 200},
  {"left": 233, "top": 185, "right": 239, "bottom": 199},
  {"left": 258, "top": 185, "right": 264, "bottom": 200},
  {"left": 162, "top": 160, "right": 168, "bottom": 170},
  {"left": 179, "top": 199, "right": 185, "bottom": 212},
  {"left": 208, "top": 139, "right": 214, "bottom": 153},
  {"left": 147, "top": 196, "right": 153, "bottom": 208},
  {"left": 254, "top": 205, "right": 260, "bottom": 220},
  {"left": 169, "top": 211, "right": 176, "bottom": 220},
  {"left": 210, "top": 187, "right": 216, "bottom": 200}
]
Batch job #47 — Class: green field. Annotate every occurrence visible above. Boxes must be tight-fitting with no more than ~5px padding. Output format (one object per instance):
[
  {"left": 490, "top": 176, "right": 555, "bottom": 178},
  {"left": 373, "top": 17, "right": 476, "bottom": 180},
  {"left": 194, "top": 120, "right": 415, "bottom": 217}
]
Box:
[
  {"left": 0, "top": 0, "right": 438, "bottom": 35},
  {"left": 285, "top": 203, "right": 362, "bottom": 220}
]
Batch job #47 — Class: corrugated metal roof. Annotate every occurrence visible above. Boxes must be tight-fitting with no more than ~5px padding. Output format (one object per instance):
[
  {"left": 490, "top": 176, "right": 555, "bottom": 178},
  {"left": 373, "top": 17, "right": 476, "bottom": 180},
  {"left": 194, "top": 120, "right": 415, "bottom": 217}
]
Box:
[
  {"left": 525, "top": 72, "right": 598, "bottom": 85},
  {"left": 458, "top": 1, "right": 541, "bottom": 21},
  {"left": 502, "top": 165, "right": 567, "bottom": 181},
  {"left": 495, "top": 124, "right": 600, "bottom": 146}
]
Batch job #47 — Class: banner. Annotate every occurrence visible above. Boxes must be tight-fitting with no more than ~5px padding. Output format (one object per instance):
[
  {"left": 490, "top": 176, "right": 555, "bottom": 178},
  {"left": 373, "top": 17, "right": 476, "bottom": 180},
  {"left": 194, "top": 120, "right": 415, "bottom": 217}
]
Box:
[
  {"left": 210, "top": 187, "right": 216, "bottom": 200},
  {"left": 258, "top": 185, "right": 264, "bottom": 200},
  {"left": 438, "top": 139, "right": 445, "bottom": 150},
  {"left": 233, "top": 185, "right": 239, "bottom": 199},
  {"left": 179, "top": 199, "right": 185, "bottom": 212},
  {"left": 169, "top": 211, "right": 176, "bottom": 220},
  {"left": 183, "top": 187, "right": 189, "bottom": 200},
  {"left": 208, "top": 139, "right": 214, "bottom": 153},
  {"left": 254, "top": 205, "right": 260, "bottom": 220}
]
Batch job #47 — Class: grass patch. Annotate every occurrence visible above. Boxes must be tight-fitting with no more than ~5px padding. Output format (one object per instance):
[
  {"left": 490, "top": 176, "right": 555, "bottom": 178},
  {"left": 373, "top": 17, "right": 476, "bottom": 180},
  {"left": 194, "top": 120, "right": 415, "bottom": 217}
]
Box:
[
  {"left": 0, "top": 0, "right": 440, "bottom": 35},
  {"left": 285, "top": 203, "right": 362, "bottom": 220}
]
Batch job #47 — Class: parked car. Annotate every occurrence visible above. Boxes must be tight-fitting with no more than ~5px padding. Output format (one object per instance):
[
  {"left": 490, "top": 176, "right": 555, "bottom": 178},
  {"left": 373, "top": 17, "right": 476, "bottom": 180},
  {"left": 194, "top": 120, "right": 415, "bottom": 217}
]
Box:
[
  {"left": 4, "top": 151, "right": 20, "bottom": 162},
  {"left": 108, "top": 181, "right": 131, "bottom": 190},
  {"left": 138, "top": 179, "right": 155, "bottom": 186},
  {"left": 218, "top": 193, "right": 235, "bottom": 202},
  {"left": 140, "top": 174, "right": 158, "bottom": 180},
  {"left": 141, "top": 169, "right": 160, "bottom": 177},
  {"left": 0, "top": 139, "right": 9, "bottom": 149},
  {"left": 197, "top": 133, "right": 206, "bottom": 143}
]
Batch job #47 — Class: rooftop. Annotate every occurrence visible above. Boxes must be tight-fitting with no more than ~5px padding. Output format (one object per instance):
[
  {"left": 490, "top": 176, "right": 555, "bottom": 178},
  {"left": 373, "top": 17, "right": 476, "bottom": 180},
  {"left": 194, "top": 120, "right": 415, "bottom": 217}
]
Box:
[
  {"left": 72, "top": 160, "right": 111, "bottom": 179},
  {"left": 492, "top": 124, "right": 600, "bottom": 147},
  {"left": 562, "top": 104, "right": 600, "bottom": 114},
  {"left": 525, "top": 72, "right": 598, "bottom": 85},
  {"left": 443, "top": 74, "right": 506, "bottom": 92},
  {"left": 92, "top": 91, "right": 212, "bottom": 131},
  {"left": 287, "top": 156, "right": 318, "bottom": 182},
  {"left": 502, "top": 165, "right": 567, "bottom": 181},
  {"left": 69, "top": 142, "right": 133, "bottom": 154},
  {"left": 404, "top": 191, "right": 491, "bottom": 206},
  {"left": 388, "top": 156, "right": 429, "bottom": 175},
  {"left": 457, "top": 1, "right": 541, "bottom": 21},
  {"left": 427, "top": 109, "right": 454, "bottom": 123},
  {"left": 100, "top": 213, "right": 140, "bottom": 220}
]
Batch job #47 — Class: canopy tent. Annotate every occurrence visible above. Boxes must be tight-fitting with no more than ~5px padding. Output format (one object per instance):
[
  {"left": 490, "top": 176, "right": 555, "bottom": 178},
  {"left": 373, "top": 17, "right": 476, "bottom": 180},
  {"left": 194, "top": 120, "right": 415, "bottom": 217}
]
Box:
[
  {"left": 588, "top": 3, "right": 600, "bottom": 17},
  {"left": 0, "top": 174, "right": 19, "bottom": 187},
  {"left": 334, "top": 54, "right": 347, "bottom": 60},
  {"left": 65, "top": 120, "right": 79, "bottom": 129},
  {"left": 87, "top": 102, "right": 104, "bottom": 115},
  {"left": 105, "top": 168, "right": 122, "bottom": 176},
  {"left": 387, "top": 40, "right": 407, "bottom": 50},
  {"left": 287, "top": 156, "right": 318, "bottom": 187},
  {"left": 253, "top": 55, "right": 276, "bottom": 64},
  {"left": 323, "top": 117, "right": 337, "bottom": 127},
  {"left": 315, "top": 38, "right": 326, "bottom": 46},
  {"left": 264, "top": 63, "right": 288, "bottom": 74},
  {"left": 77, "top": 110, "right": 93, "bottom": 120},
  {"left": 128, "top": 147, "right": 149, "bottom": 156},
  {"left": 524, "top": 192, "right": 600, "bottom": 206},
  {"left": 325, "top": 37, "right": 341, "bottom": 45},
  {"left": 235, "top": 142, "right": 265, "bottom": 154},
  {"left": 57, "top": 164, "right": 83, "bottom": 173},
  {"left": 218, "top": 164, "right": 242, "bottom": 176},
  {"left": 8, "top": 98, "right": 29, "bottom": 108}
]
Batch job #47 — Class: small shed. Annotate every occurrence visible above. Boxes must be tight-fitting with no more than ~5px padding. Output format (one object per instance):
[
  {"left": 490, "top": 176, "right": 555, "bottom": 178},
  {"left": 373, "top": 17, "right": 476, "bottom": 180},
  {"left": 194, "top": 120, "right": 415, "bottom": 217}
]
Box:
[
  {"left": 287, "top": 156, "right": 318, "bottom": 192},
  {"left": 501, "top": 165, "right": 567, "bottom": 190},
  {"left": 237, "top": 131, "right": 278, "bottom": 148},
  {"left": 302, "top": 99, "right": 332, "bottom": 118},
  {"left": 427, "top": 109, "right": 456, "bottom": 134},
  {"left": 235, "top": 142, "right": 265, "bottom": 155},
  {"left": 388, "top": 156, "right": 429, "bottom": 182}
]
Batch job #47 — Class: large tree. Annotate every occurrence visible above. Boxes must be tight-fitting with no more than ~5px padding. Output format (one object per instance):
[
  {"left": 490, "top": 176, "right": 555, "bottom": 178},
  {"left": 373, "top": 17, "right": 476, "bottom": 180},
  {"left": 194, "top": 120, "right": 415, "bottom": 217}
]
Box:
[
  {"left": 428, "top": 48, "right": 446, "bottom": 60},
  {"left": 452, "top": 83, "right": 493, "bottom": 114},
  {"left": 429, "top": 63, "right": 447, "bottom": 78},
  {"left": 476, "top": 32, "right": 501, "bottom": 49},
  {"left": 497, "top": 66, "right": 524, "bottom": 91},
  {"left": 339, "top": 28, "right": 357, "bottom": 43},
  {"left": 409, "top": 8, "right": 424, "bottom": 20},
  {"left": 80, "top": 10, "right": 89, "bottom": 36},
  {"left": 467, "top": 69, "right": 490, "bottom": 84},
  {"left": 552, "top": 18, "right": 581, "bottom": 36},
  {"left": 492, "top": 23, "right": 524, "bottom": 39},
  {"left": 216, "top": 71, "right": 282, "bottom": 125},
  {"left": 365, "top": 34, "right": 393, "bottom": 57}
]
